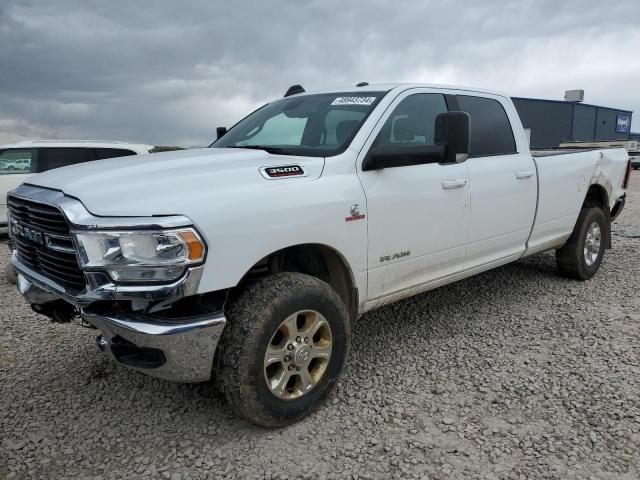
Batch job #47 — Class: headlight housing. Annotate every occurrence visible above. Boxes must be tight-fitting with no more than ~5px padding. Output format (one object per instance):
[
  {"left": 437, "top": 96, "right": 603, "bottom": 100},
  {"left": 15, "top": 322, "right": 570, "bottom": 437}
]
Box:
[{"left": 74, "top": 228, "right": 205, "bottom": 283}]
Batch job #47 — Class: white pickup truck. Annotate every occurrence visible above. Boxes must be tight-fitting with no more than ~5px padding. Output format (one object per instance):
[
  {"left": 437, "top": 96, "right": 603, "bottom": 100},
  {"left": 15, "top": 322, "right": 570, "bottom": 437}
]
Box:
[{"left": 8, "top": 83, "right": 631, "bottom": 427}]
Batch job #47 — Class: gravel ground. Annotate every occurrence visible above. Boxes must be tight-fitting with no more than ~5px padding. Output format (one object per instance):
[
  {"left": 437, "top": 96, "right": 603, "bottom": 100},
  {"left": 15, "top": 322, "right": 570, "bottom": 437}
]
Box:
[{"left": 1, "top": 174, "right": 639, "bottom": 480}]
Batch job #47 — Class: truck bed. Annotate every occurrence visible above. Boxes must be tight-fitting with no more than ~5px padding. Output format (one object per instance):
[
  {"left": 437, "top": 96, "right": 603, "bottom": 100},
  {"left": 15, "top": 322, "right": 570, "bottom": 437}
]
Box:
[{"left": 525, "top": 147, "right": 629, "bottom": 256}]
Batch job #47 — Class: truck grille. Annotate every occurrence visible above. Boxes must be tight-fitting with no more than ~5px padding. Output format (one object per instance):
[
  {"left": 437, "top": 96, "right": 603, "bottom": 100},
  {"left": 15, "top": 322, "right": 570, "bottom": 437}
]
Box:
[{"left": 8, "top": 196, "right": 86, "bottom": 293}]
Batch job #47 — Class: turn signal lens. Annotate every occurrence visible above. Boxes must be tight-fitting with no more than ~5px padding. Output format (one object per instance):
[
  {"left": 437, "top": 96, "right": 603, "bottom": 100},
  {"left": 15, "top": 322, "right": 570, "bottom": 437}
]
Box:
[{"left": 178, "top": 230, "right": 205, "bottom": 262}]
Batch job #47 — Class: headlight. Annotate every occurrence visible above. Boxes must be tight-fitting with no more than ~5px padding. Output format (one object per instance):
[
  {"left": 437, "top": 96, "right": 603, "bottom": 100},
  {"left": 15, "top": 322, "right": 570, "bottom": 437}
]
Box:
[{"left": 74, "top": 229, "right": 205, "bottom": 283}]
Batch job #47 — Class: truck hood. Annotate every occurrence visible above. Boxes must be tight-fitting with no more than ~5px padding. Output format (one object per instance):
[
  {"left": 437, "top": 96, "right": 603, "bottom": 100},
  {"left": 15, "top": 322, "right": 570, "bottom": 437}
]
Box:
[{"left": 25, "top": 148, "right": 325, "bottom": 217}]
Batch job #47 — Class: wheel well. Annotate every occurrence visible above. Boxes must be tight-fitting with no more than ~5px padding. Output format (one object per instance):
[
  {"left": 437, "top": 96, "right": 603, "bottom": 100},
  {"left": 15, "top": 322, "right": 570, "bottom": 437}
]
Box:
[
  {"left": 583, "top": 184, "right": 609, "bottom": 210},
  {"left": 583, "top": 184, "right": 611, "bottom": 248},
  {"left": 237, "top": 244, "right": 358, "bottom": 319}
]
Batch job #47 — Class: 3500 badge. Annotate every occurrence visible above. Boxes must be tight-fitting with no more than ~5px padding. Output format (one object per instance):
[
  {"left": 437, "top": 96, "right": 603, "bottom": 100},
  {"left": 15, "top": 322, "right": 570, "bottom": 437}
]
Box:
[{"left": 261, "top": 165, "right": 306, "bottom": 179}]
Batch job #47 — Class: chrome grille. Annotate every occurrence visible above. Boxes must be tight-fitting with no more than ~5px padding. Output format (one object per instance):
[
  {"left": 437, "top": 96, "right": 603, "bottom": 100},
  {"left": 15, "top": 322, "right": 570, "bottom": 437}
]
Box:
[{"left": 8, "top": 196, "right": 86, "bottom": 293}]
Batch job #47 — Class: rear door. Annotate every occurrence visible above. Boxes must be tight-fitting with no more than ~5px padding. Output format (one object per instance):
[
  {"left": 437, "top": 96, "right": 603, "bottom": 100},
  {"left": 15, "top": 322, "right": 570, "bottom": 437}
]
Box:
[{"left": 455, "top": 94, "right": 537, "bottom": 267}]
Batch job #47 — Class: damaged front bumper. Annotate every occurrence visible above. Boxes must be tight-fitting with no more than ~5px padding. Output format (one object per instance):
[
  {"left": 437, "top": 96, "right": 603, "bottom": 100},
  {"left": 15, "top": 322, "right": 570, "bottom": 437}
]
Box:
[
  {"left": 9, "top": 185, "right": 227, "bottom": 383},
  {"left": 15, "top": 260, "right": 226, "bottom": 383},
  {"left": 86, "top": 310, "right": 225, "bottom": 383}
]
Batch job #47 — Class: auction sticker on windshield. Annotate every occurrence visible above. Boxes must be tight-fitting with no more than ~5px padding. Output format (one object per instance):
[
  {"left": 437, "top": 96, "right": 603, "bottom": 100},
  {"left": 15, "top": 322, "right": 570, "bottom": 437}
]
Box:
[{"left": 331, "top": 96, "right": 377, "bottom": 106}]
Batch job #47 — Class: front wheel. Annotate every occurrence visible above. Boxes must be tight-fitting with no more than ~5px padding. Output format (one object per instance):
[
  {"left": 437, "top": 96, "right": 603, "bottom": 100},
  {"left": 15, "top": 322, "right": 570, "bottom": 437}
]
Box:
[
  {"left": 217, "top": 272, "right": 350, "bottom": 427},
  {"left": 556, "top": 207, "right": 607, "bottom": 280}
]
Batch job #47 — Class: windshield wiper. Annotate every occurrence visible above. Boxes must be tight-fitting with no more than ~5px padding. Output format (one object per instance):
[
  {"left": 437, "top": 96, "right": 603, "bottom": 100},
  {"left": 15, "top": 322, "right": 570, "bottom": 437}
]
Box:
[{"left": 224, "top": 145, "right": 292, "bottom": 155}]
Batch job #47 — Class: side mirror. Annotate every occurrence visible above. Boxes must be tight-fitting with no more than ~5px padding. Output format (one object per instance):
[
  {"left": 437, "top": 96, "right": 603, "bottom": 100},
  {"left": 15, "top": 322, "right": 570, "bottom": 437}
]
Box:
[
  {"left": 216, "top": 126, "right": 227, "bottom": 139},
  {"left": 435, "top": 111, "right": 470, "bottom": 163}
]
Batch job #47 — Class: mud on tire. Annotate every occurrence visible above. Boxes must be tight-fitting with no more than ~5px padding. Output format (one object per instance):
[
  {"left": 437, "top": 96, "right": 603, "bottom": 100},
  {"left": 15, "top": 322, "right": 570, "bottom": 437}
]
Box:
[{"left": 216, "top": 272, "right": 350, "bottom": 427}]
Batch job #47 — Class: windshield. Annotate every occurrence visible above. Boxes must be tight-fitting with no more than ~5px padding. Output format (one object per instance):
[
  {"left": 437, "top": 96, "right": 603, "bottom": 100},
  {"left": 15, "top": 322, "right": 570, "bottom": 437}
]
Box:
[
  {"left": 0, "top": 149, "right": 37, "bottom": 175},
  {"left": 212, "top": 92, "right": 386, "bottom": 157}
]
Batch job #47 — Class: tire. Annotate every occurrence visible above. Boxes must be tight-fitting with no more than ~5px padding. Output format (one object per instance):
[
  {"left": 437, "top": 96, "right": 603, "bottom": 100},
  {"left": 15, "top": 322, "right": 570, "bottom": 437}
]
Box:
[
  {"left": 217, "top": 272, "right": 350, "bottom": 427},
  {"left": 556, "top": 207, "right": 607, "bottom": 280}
]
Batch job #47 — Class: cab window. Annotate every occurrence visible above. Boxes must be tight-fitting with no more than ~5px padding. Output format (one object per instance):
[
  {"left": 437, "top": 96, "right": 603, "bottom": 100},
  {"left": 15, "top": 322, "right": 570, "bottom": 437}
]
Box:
[
  {"left": 456, "top": 95, "right": 517, "bottom": 156},
  {"left": 373, "top": 94, "right": 448, "bottom": 148}
]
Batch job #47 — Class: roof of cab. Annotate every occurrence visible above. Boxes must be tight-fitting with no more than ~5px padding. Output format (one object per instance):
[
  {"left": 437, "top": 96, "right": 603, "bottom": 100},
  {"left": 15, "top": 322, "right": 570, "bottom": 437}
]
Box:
[
  {"left": 289, "top": 82, "right": 510, "bottom": 99},
  {"left": 0, "top": 140, "right": 154, "bottom": 155}
]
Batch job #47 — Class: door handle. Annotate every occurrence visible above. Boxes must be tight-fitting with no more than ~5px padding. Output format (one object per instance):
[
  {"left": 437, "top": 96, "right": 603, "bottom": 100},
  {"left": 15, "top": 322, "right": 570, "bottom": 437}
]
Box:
[
  {"left": 515, "top": 170, "right": 535, "bottom": 179},
  {"left": 442, "top": 179, "right": 468, "bottom": 190}
]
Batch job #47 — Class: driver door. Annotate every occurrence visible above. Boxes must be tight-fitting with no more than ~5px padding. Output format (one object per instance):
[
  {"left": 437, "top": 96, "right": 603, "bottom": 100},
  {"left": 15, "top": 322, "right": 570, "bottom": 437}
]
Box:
[{"left": 357, "top": 90, "right": 470, "bottom": 302}]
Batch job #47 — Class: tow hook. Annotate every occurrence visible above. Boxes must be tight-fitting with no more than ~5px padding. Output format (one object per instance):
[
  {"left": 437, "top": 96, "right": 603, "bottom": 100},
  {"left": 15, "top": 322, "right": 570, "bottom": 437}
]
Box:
[{"left": 96, "top": 335, "right": 110, "bottom": 352}]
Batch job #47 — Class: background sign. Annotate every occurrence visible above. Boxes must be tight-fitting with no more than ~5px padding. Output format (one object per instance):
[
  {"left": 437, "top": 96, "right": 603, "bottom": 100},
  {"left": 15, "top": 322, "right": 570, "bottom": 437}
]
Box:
[{"left": 616, "top": 114, "right": 631, "bottom": 134}]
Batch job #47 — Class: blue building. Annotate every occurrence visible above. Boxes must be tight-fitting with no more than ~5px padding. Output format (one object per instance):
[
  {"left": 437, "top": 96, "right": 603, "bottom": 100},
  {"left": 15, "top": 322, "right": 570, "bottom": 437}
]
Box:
[{"left": 512, "top": 97, "right": 633, "bottom": 149}]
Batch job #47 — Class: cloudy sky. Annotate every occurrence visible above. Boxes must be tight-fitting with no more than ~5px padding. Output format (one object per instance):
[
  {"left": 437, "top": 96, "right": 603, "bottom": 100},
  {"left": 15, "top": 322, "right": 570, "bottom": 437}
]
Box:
[{"left": 1, "top": 0, "right": 638, "bottom": 146}]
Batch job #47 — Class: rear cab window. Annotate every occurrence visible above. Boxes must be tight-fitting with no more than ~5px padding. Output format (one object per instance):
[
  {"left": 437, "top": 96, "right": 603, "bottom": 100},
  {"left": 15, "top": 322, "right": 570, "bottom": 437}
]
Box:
[{"left": 456, "top": 95, "right": 517, "bottom": 157}]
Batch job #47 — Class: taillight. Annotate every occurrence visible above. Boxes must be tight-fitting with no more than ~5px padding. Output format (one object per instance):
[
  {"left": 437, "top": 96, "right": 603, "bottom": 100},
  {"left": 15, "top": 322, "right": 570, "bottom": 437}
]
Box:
[{"left": 623, "top": 159, "right": 632, "bottom": 189}]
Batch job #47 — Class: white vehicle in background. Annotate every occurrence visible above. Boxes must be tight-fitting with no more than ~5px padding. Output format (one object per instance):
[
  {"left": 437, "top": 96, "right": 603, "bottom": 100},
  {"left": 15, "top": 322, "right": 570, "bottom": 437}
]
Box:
[
  {"left": 8, "top": 83, "right": 631, "bottom": 427},
  {"left": 1, "top": 140, "right": 153, "bottom": 234},
  {"left": 2, "top": 158, "right": 31, "bottom": 171}
]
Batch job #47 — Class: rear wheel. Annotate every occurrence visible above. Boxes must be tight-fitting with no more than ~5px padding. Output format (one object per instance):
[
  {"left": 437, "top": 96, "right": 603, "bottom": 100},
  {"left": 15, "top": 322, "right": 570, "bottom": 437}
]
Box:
[
  {"left": 556, "top": 207, "right": 607, "bottom": 280},
  {"left": 217, "top": 272, "right": 350, "bottom": 427}
]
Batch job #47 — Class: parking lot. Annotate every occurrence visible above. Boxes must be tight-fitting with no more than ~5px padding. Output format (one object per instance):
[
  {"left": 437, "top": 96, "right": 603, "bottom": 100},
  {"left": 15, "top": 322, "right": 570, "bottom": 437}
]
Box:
[{"left": 0, "top": 173, "right": 638, "bottom": 480}]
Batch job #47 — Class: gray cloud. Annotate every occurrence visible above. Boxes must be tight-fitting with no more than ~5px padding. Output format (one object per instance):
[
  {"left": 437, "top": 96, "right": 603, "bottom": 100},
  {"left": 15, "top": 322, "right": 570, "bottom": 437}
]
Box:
[{"left": 1, "top": 0, "right": 638, "bottom": 146}]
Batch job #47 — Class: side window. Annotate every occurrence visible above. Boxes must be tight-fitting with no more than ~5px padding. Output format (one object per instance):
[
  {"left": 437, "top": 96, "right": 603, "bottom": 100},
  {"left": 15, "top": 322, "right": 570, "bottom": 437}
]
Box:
[
  {"left": 95, "top": 148, "right": 136, "bottom": 160},
  {"left": 323, "top": 109, "right": 366, "bottom": 145},
  {"left": 373, "top": 94, "right": 448, "bottom": 148},
  {"left": 42, "top": 148, "right": 91, "bottom": 171},
  {"left": 456, "top": 96, "right": 517, "bottom": 156}
]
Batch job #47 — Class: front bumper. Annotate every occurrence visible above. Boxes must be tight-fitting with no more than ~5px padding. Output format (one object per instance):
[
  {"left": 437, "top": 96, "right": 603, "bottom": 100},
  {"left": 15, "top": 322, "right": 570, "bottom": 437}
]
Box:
[
  {"left": 84, "top": 310, "right": 225, "bottom": 383},
  {"left": 9, "top": 185, "right": 226, "bottom": 383},
  {"left": 12, "top": 251, "right": 205, "bottom": 309},
  {"left": 17, "top": 274, "right": 226, "bottom": 382}
]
